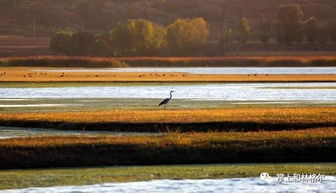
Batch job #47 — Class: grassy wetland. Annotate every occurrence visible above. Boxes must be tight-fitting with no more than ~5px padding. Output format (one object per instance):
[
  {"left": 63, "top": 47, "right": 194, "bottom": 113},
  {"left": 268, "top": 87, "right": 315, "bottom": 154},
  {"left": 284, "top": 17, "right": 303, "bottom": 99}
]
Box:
[
  {"left": 1, "top": 163, "right": 335, "bottom": 190},
  {"left": 1, "top": 1, "right": 336, "bottom": 190},
  {"left": 0, "top": 57, "right": 336, "bottom": 190},
  {"left": 0, "top": 106, "right": 335, "bottom": 170},
  {"left": 1, "top": 56, "right": 336, "bottom": 83},
  {"left": 1, "top": 67, "right": 336, "bottom": 83},
  {"left": 0, "top": 128, "right": 335, "bottom": 169},
  {"left": 0, "top": 107, "right": 336, "bottom": 131}
]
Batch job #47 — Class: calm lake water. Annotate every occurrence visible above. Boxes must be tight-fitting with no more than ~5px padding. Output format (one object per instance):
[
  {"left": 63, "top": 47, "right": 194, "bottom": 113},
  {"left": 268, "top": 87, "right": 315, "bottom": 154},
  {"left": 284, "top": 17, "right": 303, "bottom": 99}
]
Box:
[
  {"left": 1, "top": 83, "right": 336, "bottom": 102},
  {"left": 1, "top": 177, "right": 335, "bottom": 193},
  {"left": 34, "top": 67, "right": 336, "bottom": 74}
]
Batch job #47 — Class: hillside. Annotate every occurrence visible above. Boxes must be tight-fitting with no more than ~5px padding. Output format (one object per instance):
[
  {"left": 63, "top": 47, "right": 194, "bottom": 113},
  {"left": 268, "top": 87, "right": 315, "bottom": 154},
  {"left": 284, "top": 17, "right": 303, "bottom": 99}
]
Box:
[{"left": 0, "top": 0, "right": 335, "bottom": 36}]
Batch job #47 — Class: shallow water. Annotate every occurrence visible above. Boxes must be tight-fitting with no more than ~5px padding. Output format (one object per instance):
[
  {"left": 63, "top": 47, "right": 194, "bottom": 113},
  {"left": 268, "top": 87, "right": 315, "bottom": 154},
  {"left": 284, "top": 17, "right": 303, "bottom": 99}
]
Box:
[
  {"left": 1, "top": 83, "right": 336, "bottom": 102},
  {"left": 0, "top": 104, "right": 75, "bottom": 107},
  {"left": 34, "top": 67, "right": 336, "bottom": 74},
  {"left": 1, "top": 177, "right": 335, "bottom": 193},
  {"left": 0, "top": 126, "right": 158, "bottom": 139}
]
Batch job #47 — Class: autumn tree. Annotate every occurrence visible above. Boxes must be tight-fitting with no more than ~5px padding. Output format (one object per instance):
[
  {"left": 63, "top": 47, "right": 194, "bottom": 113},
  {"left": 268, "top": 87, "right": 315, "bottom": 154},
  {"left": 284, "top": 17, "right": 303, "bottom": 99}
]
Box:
[
  {"left": 50, "top": 30, "right": 73, "bottom": 54},
  {"left": 276, "top": 4, "right": 304, "bottom": 43},
  {"left": 166, "top": 18, "right": 209, "bottom": 56},
  {"left": 93, "top": 34, "right": 111, "bottom": 56},
  {"left": 110, "top": 19, "right": 167, "bottom": 56},
  {"left": 70, "top": 31, "right": 96, "bottom": 56}
]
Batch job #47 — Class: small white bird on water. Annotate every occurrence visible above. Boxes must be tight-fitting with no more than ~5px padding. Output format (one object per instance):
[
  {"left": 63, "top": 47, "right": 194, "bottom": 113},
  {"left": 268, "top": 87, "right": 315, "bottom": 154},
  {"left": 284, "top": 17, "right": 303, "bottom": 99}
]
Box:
[{"left": 159, "top": 91, "right": 175, "bottom": 109}]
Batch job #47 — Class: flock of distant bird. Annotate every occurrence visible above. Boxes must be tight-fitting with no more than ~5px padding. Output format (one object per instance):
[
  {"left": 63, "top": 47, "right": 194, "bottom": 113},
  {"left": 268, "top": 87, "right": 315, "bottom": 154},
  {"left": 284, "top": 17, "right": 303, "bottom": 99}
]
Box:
[
  {"left": 1, "top": 72, "right": 190, "bottom": 79},
  {"left": 247, "top": 74, "right": 269, "bottom": 76},
  {"left": 22, "top": 72, "right": 47, "bottom": 78},
  {"left": 0, "top": 72, "right": 270, "bottom": 78},
  {"left": 139, "top": 73, "right": 188, "bottom": 78},
  {"left": 0, "top": 70, "right": 270, "bottom": 109},
  {"left": 1, "top": 71, "right": 176, "bottom": 109}
]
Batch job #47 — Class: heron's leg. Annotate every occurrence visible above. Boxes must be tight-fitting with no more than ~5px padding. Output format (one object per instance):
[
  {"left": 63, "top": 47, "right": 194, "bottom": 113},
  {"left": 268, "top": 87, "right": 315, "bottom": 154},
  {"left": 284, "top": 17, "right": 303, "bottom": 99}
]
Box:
[{"left": 164, "top": 104, "right": 166, "bottom": 110}]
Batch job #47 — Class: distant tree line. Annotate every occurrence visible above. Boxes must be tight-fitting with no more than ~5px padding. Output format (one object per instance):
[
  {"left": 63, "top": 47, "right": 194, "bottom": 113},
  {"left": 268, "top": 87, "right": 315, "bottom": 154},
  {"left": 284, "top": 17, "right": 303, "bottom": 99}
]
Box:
[
  {"left": 218, "top": 4, "right": 336, "bottom": 55},
  {"left": 263, "top": 4, "right": 336, "bottom": 45},
  {"left": 50, "top": 4, "right": 336, "bottom": 56},
  {"left": 50, "top": 18, "right": 208, "bottom": 56}
]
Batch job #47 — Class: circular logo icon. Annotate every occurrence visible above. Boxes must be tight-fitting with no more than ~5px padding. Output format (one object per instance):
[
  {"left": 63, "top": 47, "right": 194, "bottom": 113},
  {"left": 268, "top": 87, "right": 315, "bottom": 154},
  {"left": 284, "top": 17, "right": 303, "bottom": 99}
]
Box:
[{"left": 260, "top": 172, "right": 274, "bottom": 184}]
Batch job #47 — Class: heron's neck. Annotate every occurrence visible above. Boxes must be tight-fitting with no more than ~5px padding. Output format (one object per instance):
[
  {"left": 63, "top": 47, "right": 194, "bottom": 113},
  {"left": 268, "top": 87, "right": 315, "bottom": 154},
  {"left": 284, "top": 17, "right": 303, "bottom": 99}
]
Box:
[{"left": 170, "top": 93, "right": 173, "bottom": 99}]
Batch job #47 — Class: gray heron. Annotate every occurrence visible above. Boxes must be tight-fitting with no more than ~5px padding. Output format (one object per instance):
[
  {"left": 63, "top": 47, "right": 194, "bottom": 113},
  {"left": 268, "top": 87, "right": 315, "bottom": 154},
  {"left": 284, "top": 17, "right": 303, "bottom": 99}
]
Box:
[{"left": 159, "top": 91, "right": 175, "bottom": 109}]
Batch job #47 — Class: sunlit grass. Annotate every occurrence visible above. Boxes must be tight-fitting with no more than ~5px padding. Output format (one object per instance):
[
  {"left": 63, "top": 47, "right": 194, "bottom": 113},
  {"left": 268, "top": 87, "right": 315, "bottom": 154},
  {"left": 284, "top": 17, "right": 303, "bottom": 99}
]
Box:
[
  {"left": 1, "top": 66, "right": 336, "bottom": 82},
  {"left": 0, "top": 128, "right": 334, "bottom": 169},
  {"left": 0, "top": 127, "right": 334, "bottom": 147},
  {"left": 1, "top": 107, "right": 335, "bottom": 123},
  {"left": 0, "top": 163, "right": 335, "bottom": 190}
]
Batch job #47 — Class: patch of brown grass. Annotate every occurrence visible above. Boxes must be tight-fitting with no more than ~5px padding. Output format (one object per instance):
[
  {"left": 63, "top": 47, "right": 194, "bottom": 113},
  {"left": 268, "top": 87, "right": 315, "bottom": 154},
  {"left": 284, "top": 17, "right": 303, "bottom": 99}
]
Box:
[
  {"left": 0, "top": 127, "right": 334, "bottom": 148},
  {"left": 1, "top": 67, "right": 336, "bottom": 82},
  {"left": 1, "top": 107, "right": 335, "bottom": 124}
]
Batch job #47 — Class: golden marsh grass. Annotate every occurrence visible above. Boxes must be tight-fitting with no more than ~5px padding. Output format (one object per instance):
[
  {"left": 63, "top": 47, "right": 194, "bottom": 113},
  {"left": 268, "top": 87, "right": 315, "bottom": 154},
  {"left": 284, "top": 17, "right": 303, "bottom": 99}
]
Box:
[{"left": 1, "top": 107, "right": 335, "bottom": 124}]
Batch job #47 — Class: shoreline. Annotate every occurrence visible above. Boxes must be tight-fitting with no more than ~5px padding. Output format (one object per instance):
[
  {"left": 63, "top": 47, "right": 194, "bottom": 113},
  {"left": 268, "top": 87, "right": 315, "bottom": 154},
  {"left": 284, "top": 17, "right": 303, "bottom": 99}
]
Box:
[
  {"left": 2, "top": 56, "right": 336, "bottom": 68},
  {"left": 1, "top": 163, "right": 335, "bottom": 190},
  {"left": 1, "top": 68, "right": 336, "bottom": 83}
]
